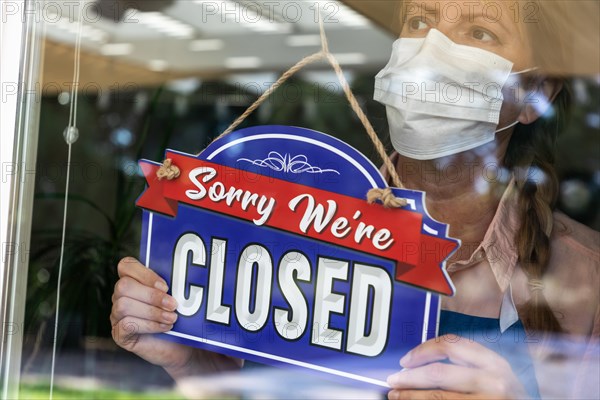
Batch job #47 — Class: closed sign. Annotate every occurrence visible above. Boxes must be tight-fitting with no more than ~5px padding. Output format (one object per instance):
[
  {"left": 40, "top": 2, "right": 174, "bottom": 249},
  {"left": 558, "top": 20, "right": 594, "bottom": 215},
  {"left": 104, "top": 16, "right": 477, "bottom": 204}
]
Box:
[{"left": 137, "top": 126, "right": 458, "bottom": 387}]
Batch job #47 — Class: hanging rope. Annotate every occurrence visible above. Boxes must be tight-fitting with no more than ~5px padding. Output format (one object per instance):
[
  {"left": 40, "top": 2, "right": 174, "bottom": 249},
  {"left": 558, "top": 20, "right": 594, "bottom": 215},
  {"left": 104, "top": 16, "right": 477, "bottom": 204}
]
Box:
[
  {"left": 50, "top": 2, "right": 84, "bottom": 399},
  {"left": 158, "top": 8, "right": 407, "bottom": 207},
  {"left": 214, "top": 51, "right": 325, "bottom": 139}
]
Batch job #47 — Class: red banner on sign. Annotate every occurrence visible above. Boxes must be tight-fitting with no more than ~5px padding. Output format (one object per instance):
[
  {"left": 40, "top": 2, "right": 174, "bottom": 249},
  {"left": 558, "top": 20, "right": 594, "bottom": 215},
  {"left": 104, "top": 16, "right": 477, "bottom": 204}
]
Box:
[{"left": 137, "top": 152, "right": 457, "bottom": 295}]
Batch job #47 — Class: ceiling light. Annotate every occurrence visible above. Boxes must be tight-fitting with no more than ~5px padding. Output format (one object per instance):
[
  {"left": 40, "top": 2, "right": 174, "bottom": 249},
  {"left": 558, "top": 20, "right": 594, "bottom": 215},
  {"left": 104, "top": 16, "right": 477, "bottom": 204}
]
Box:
[
  {"left": 101, "top": 43, "right": 133, "bottom": 56},
  {"left": 167, "top": 78, "right": 202, "bottom": 95},
  {"left": 193, "top": 0, "right": 290, "bottom": 34},
  {"left": 189, "top": 39, "right": 225, "bottom": 52},
  {"left": 148, "top": 59, "right": 168, "bottom": 72},
  {"left": 225, "top": 57, "right": 262, "bottom": 69},
  {"left": 286, "top": 35, "right": 322, "bottom": 47},
  {"left": 134, "top": 11, "right": 195, "bottom": 39},
  {"left": 46, "top": 14, "right": 107, "bottom": 43},
  {"left": 331, "top": 53, "right": 367, "bottom": 65}
]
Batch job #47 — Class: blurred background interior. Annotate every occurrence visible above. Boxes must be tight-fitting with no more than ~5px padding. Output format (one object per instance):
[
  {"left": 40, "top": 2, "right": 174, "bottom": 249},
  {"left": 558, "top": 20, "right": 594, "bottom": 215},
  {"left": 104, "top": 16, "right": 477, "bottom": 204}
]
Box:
[{"left": 14, "top": 0, "right": 599, "bottom": 398}]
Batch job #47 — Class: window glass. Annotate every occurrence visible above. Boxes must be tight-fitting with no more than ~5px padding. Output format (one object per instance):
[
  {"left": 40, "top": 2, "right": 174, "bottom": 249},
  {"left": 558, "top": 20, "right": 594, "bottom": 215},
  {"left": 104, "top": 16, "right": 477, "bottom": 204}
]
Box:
[{"left": 4, "top": 1, "right": 599, "bottom": 399}]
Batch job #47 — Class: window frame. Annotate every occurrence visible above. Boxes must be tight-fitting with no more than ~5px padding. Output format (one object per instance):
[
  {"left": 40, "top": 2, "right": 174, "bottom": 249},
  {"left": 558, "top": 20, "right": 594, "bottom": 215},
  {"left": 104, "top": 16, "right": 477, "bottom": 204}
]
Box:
[{"left": 1, "top": 1, "right": 44, "bottom": 398}]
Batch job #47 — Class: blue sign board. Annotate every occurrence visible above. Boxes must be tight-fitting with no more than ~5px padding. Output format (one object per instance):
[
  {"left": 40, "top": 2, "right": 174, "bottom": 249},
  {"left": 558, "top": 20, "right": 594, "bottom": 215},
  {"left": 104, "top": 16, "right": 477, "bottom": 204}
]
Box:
[{"left": 137, "top": 126, "right": 458, "bottom": 387}]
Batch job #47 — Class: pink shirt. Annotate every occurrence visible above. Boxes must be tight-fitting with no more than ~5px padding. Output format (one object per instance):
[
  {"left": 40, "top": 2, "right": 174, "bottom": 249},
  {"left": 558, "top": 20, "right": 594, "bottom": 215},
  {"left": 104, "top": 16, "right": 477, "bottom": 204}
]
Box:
[{"left": 382, "top": 159, "right": 600, "bottom": 398}]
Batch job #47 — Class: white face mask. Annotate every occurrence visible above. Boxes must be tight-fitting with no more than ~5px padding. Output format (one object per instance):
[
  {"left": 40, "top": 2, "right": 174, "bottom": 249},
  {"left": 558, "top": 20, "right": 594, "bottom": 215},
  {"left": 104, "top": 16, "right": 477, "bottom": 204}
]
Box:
[{"left": 374, "top": 29, "right": 537, "bottom": 160}]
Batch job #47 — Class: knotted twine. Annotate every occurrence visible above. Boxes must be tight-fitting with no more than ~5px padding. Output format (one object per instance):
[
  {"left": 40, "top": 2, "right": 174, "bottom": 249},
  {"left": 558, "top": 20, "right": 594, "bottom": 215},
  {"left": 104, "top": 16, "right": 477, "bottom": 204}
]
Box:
[{"left": 157, "top": 16, "right": 407, "bottom": 208}]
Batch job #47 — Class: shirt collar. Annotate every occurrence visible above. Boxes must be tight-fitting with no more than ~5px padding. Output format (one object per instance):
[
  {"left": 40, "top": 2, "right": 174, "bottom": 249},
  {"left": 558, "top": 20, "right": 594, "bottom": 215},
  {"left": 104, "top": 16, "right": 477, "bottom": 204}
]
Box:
[
  {"left": 446, "top": 177, "right": 521, "bottom": 292},
  {"left": 481, "top": 177, "right": 521, "bottom": 292}
]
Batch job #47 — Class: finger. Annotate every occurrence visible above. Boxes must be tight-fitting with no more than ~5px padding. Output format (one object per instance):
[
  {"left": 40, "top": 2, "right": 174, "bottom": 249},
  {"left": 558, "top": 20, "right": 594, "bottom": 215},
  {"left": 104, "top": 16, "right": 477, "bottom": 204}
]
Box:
[
  {"left": 117, "top": 257, "right": 168, "bottom": 292},
  {"left": 387, "top": 363, "right": 509, "bottom": 395},
  {"left": 401, "top": 335, "right": 510, "bottom": 370},
  {"left": 388, "top": 390, "right": 495, "bottom": 400},
  {"left": 113, "top": 276, "right": 178, "bottom": 311},
  {"left": 112, "top": 296, "right": 178, "bottom": 325},
  {"left": 112, "top": 316, "right": 173, "bottom": 346}
]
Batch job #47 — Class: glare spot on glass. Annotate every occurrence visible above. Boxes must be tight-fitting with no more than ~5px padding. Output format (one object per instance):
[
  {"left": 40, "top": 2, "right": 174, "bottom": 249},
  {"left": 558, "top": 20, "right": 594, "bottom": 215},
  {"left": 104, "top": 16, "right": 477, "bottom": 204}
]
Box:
[
  {"left": 497, "top": 167, "right": 511, "bottom": 184},
  {"left": 594, "top": 170, "right": 600, "bottom": 186},
  {"left": 40, "top": 301, "right": 53, "bottom": 318},
  {"left": 110, "top": 128, "right": 134, "bottom": 148},
  {"left": 215, "top": 101, "right": 228, "bottom": 120},
  {"left": 106, "top": 113, "right": 121, "bottom": 128},
  {"left": 531, "top": 166, "right": 548, "bottom": 186},
  {"left": 97, "top": 90, "right": 110, "bottom": 111},
  {"left": 134, "top": 92, "right": 149, "bottom": 114},
  {"left": 585, "top": 112, "right": 600, "bottom": 129},
  {"left": 57, "top": 91, "right": 70, "bottom": 105},
  {"left": 560, "top": 179, "right": 591, "bottom": 214},
  {"left": 474, "top": 176, "right": 491, "bottom": 195},
  {"left": 530, "top": 92, "right": 555, "bottom": 118},
  {"left": 36, "top": 268, "right": 50, "bottom": 284},
  {"left": 174, "top": 95, "right": 189, "bottom": 116},
  {"left": 225, "top": 142, "right": 244, "bottom": 158},
  {"left": 572, "top": 79, "right": 589, "bottom": 104},
  {"left": 119, "top": 157, "right": 142, "bottom": 177}
]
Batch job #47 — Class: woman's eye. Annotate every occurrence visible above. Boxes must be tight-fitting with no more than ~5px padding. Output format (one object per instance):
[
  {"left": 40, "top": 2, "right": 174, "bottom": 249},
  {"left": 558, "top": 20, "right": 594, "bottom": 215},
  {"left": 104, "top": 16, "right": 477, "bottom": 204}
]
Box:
[
  {"left": 471, "top": 28, "right": 497, "bottom": 42},
  {"left": 408, "top": 17, "right": 428, "bottom": 31}
]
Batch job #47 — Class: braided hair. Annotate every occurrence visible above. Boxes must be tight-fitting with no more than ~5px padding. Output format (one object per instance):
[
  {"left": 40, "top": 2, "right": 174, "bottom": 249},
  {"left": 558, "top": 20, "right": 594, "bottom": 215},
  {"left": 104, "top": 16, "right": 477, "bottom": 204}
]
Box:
[{"left": 504, "top": 82, "right": 571, "bottom": 333}]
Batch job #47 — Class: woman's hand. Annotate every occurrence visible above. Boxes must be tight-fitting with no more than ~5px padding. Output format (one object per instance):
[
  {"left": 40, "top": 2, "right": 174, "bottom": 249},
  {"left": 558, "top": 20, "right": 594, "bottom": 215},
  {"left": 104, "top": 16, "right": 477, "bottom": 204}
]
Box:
[
  {"left": 387, "top": 334, "right": 529, "bottom": 400},
  {"left": 110, "top": 257, "right": 241, "bottom": 379}
]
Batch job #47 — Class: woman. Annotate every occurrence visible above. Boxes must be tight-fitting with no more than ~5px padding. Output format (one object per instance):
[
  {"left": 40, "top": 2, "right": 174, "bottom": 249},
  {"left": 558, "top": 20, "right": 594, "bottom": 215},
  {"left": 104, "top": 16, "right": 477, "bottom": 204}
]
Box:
[{"left": 110, "top": 1, "right": 599, "bottom": 398}]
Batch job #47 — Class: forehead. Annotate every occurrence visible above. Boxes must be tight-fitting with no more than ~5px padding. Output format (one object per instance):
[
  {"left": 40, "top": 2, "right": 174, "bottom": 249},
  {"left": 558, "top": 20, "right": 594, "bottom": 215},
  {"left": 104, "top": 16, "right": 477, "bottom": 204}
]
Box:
[
  {"left": 401, "top": 1, "right": 528, "bottom": 35},
  {"left": 402, "top": 0, "right": 522, "bottom": 23}
]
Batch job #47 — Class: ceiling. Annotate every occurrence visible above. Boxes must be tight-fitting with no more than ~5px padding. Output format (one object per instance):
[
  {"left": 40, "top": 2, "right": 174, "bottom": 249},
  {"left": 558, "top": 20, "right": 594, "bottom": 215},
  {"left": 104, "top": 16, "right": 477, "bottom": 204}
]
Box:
[
  {"left": 42, "top": 0, "right": 397, "bottom": 92},
  {"left": 41, "top": 0, "right": 600, "bottom": 93}
]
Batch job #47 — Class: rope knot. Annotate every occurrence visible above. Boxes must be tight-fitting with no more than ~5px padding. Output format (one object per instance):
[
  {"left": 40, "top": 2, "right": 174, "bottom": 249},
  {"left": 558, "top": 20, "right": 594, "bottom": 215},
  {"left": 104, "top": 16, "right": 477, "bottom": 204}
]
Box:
[
  {"left": 367, "top": 188, "right": 408, "bottom": 208},
  {"left": 157, "top": 159, "right": 180, "bottom": 181}
]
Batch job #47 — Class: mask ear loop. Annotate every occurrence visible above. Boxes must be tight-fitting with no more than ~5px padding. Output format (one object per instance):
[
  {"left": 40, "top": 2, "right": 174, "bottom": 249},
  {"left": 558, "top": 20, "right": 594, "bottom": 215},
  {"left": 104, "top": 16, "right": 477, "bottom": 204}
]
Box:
[
  {"left": 511, "top": 66, "right": 539, "bottom": 75},
  {"left": 157, "top": 9, "right": 408, "bottom": 207},
  {"left": 496, "top": 66, "right": 545, "bottom": 134},
  {"left": 495, "top": 120, "right": 520, "bottom": 133}
]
